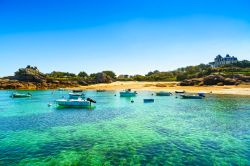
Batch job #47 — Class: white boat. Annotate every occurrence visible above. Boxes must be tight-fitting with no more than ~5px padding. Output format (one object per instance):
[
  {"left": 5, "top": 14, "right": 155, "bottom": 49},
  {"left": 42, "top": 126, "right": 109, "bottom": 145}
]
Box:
[
  {"left": 11, "top": 93, "right": 32, "bottom": 98},
  {"left": 68, "top": 92, "right": 85, "bottom": 99},
  {"left": 181, "top": 94, "right": 203, "bottom": 99},
  {"left": 120, "top": 89, "right": 137, "bottom": 97},
  {"left": 56, "top": 98, "right": 95, "bottom": 108},
  {"left": 58, "top": 88, "right": 65, "bottom": 91}
]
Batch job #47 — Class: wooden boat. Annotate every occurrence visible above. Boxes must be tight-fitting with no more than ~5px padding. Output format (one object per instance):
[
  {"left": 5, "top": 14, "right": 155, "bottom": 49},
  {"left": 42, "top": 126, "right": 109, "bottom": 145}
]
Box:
[
  {"left": 156, "top": 91, "right": 172, "bottom": 96},
  {"left": 181, "top": 94, "right": 203, "bottom": 99},
  {"left": 56, "top": 98, "right": 96, "bottom": 108},
  {"left": 120, "top": 89, "right": 137, "bottom": 97},
  {"left": 143, "top": 99, "right": 154, "bottom": 103},
  {"left": 11, "top": 93, "right": 32, "bottom": 98}
]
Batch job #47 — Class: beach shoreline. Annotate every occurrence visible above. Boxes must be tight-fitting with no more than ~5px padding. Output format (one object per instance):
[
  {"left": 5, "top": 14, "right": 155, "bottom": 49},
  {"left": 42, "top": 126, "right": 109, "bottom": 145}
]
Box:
[{"left": 67, "top": 81, "right": 250, "bottom": 96}]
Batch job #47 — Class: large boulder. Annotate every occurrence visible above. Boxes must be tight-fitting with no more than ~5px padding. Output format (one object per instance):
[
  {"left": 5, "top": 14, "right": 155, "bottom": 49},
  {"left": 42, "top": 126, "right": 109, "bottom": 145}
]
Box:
[
  {"left": 203, "top": 74, "right": 225, "bottom": 85},
  {"left": 179, "top": 78, "right": 202, "bottom": 86},
  {"left": 78, "top": 80, "right": 88, "bottom": 86},
  {"left": 203, "top": 74, "right": 237, "bottom": 85},
  {"left": 179, "top": 74, "right": 241, "bottom": 86},
  {"left": 93, "top": 72, "right": 113, "bottom": 83},
  {"left": 230, "top": 74, "right": 250, "bottom": 82}
]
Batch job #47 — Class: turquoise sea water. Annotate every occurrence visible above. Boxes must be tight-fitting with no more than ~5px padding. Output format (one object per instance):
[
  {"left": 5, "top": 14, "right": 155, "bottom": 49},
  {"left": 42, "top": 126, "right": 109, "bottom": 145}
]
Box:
[{"left": 0, "top": 90, "right": 250, "bottom": 166}]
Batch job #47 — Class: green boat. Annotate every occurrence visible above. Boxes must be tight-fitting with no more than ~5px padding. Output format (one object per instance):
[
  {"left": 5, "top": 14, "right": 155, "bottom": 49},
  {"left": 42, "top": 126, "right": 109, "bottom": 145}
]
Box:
[
  {"left": 11, "top": 93, "right": 32, "bottom": 98},
  {"left": 120, "top": 89, "right": 137, "bottom": 97},
  {"left": 156, "top": 91, "right": 172, "bottom": 96}
]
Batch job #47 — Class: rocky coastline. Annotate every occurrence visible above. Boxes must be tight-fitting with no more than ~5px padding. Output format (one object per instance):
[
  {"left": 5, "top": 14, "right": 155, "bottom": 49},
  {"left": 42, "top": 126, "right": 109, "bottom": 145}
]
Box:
[
  {"left": 0, "top": 66, "right": 249, "bottom": 90},
  {"left": 0, "top": 66, "right": 113, "bottom": 90},
  {"left": 179, "top": 74, "right": 250, "bottom": 86}
]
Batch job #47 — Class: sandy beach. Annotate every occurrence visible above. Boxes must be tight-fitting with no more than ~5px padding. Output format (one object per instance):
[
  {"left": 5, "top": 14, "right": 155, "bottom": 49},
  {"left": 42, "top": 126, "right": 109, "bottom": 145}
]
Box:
[{"left": 69, "top": 81, "right": 250, "bottom": 96}]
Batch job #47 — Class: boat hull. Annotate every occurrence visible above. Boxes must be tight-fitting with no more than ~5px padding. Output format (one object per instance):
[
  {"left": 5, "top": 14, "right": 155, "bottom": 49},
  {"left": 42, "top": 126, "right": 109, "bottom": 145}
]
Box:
[
  {"left": 56, "top": 99, "right": 91, "bottom": 108},
  {"left": 181, "top": 95, "right": 203, "bottom": 99},
  {"left": 11, "top": 94, "right": 31, "bottom": 98},
  {"left": 156, "top": 92, "right": 171, "bottom": 96},
  {"left": 144, "top": 99, "right": 154, "bottom": 103},
  {"left": 175, "top": 91, "right": 185, "bottom": 94},
  {"left": 97, "top": 90, "right": 106, "bottom": 92},
  {"left": 120, "top": 92, "right": 136, "bottom": 97}
]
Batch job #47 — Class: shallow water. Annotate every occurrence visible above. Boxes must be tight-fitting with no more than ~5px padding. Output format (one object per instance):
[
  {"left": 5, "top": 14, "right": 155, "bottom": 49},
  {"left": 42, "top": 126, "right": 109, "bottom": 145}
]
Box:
[{"left": 0, "top": 90, "right": 249, "bottom": 165}]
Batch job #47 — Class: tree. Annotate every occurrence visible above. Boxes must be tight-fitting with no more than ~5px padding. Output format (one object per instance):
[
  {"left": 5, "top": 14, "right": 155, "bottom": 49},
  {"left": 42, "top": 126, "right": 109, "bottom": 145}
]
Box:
[
  {"left": 78, "top": 71, "right": 88, "bottom": 78},
  {"left": 48, "top": 71, "right": 76, "bottom": 78},
  {"left": 176, "top": 73, "right": 188, "bottom": 81},
  {"left": 132, "top": 75, "right": 145, "bottom": 81},
  {"left": 102, "top": 71, "right": 116, "bottom": 79}
]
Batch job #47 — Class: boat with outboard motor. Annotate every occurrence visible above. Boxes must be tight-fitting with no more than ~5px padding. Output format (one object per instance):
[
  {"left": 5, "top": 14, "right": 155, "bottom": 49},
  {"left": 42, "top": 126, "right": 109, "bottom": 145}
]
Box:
[
  {"left": 156, "top": 91, "right": 172, "bottom": 96},
  {"left": 96, "top": 89, "right": 106, "bottom": 92},
  {"left": 72, "top": 89, "right": 83, "bottom": 93},
  {"left": 175, "top": 90, "right": 185, "bottom": 94},
  {"left": 56, "top": 97, "right": 96, "bottom": 108},
  {"left": 11, "top": 93, "right": 32, "bottom": 98},
  {"left": 180, "top": 94, "right": 203, "bottom": 99},
  {"left": 120, "top": 89, "right": 137, "bottom": 97}
]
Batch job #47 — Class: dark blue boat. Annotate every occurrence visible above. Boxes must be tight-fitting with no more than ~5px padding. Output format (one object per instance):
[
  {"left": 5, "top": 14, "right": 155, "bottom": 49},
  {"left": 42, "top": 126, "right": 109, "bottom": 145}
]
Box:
[{"left": 144, "top": 99, "right": 154, "bottom": 103}]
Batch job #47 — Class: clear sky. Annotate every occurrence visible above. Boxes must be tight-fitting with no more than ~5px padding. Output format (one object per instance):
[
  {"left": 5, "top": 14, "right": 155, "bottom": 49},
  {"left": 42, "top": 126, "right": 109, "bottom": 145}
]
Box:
[{"left": 0, "top": 0, "right": 250, "bottom": 76}]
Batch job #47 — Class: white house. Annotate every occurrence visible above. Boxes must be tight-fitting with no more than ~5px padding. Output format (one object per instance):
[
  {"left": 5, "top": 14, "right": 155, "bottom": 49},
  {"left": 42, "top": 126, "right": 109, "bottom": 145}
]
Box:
[{"left": 209, "top": 54, "right": 238, "bottom": 68}]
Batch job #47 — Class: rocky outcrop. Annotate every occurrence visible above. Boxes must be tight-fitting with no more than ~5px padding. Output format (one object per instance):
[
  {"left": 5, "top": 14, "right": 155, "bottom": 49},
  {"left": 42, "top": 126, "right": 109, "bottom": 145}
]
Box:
[
  {"left": 0, "top": 79, "right": 80, "bottom": 90},
  {"left": 78, "top": 80, "right": 88, "bottom": 86},
  {"left": 12, "top": 66, "right": 46, "bottom": 83},
  {"left": 203, "top": 75, "right": 236, "bottom": 85},
  {"left": 179, "top": 78, "right": 203, "bottom": 86},
  {"left": 0, "top": 66, "right": 81, "bottom": 90},
  {"left": 0, "top": 66, "right": 115, "bottom": 90},
  {"left": 93, "top": 73, "right": 113, "bottom": 83},
  {"left": 179, "top": 74, "right": 248, "bottom": 86}
]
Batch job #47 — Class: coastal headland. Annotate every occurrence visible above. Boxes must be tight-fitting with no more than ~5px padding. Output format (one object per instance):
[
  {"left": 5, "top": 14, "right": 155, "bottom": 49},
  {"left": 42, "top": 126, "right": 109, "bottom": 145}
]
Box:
[{"left": 0, "top": 64, "right": 249, "bottom": 96}]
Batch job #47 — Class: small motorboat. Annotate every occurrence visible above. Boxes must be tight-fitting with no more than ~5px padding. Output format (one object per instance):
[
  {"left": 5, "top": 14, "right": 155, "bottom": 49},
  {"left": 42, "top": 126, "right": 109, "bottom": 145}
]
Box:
[
  {"left": 72, "top": 89, "right": 83, "bottom": 93},
  {"left": 69, "top": 92, "right": 85, "bottom": 99},
  {"left": 143, "top": 99, "right": 154, "bottom": 103},
  {"left": 56, "top": 97, "right": 96, "bottom": 108},
  {"left": 175, "top": 90, "right": 185, "bottom": 94},
  {"left": 120, "top": 89, "right": 137, "bottom": 97},
  {"left": 198, "top": 92, "right": 206, "bottom": 97},
  {"left": 11, "top": 93, "right": 32, "bottom": 98},
  {"left": 181, "top": 94, "right": 203, "bottom": 99},
  {"left": 156, "top": 91, "right": 172, "bottom": 96},
  {"left": 96, "top": 89, "right": 106, "bottom": 92},
  {"left": 58, "top": 88, "right": 65, "bottom": 91}
]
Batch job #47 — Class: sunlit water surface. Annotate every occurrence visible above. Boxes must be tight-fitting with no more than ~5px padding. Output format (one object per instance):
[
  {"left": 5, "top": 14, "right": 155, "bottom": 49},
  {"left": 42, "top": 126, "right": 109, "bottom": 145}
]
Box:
[{"left": 0, "top": 90, "right": 249, "bottom": 165}]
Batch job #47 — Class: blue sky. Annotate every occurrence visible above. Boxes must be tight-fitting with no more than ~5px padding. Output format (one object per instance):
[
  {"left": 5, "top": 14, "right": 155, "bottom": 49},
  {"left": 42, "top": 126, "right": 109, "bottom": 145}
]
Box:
[{"left": 0, "top": 0, "right": 250, "bottom": 76}]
